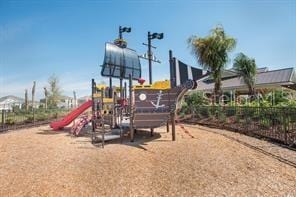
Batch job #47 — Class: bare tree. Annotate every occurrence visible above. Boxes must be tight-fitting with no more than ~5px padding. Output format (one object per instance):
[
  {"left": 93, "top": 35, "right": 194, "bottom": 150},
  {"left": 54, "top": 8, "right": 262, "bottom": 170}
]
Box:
[
  {"left": 44, "top": 87, "right": 48, "bottom": 110},
  {"left": 31, "top": 81, "right": 36, "bottom": 111},
  {"left": 25, "top": 89, "right": 28, "bottom": 111}
]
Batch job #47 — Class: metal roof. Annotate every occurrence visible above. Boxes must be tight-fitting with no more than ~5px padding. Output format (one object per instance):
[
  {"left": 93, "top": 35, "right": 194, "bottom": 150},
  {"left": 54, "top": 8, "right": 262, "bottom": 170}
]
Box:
[{"left": 196, "top": 67, "right": 296, "bottom": 91}]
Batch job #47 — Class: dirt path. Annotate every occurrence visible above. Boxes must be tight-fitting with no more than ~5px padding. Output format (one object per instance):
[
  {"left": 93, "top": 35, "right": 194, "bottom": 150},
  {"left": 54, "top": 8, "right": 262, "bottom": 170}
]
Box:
[{"left": 0, "top": 125, "right": 295, "bottom": 196}]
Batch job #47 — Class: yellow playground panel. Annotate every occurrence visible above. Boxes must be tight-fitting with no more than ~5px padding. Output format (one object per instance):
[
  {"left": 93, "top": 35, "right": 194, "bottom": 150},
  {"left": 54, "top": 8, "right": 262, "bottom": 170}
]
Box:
[
  {"left": 94, "top": 80, "right": 171, "bottom": 99},
  {"left": 134, "top": 80, "right": 170, "bottom": 90}
]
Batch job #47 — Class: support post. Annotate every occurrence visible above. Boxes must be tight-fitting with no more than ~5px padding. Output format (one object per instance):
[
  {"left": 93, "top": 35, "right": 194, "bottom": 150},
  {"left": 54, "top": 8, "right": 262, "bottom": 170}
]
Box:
[
  {"left": 169, "top": 49, "right": 175, "bottom": 140},
  {"left": 109, "top": 77, "right": 112, "bottom": 98},
  {"left": 148, "top": 32, "right": 152, "bottom": 84},
  {"left": 119, "top": 26, "right": 122, "bottom": 39},
  {"left": 169, "top": 50, "right": 175, "bottom": 88},
  {"left": 129, "top": 74, "right": 134, "bottom": 142},
  {"left": 120, "top": 78, "right": 123, "bottom": 98},
  {"left": 112, "top": 91, "right": 116, "bottom": 128},
  {"left": 101, "top": 87, "right": 105, "bottom": 148},
  {"left": 91, "top": 79, "right": 96, "bottom": 142},
  {"left": 124, "top": 82, "right": 127, "bottom": 100},
  {"left": 124, "top": 81, "right": 127, "bottom": 114},
  {"left": 171, "top": 113, "right": 176, "bottom": 141},
  {"left": 150, "top": 128, "right": 154, "bottom": 137},
  {"left": 166, "top": 121, "right": 169, "bottom": 133}
]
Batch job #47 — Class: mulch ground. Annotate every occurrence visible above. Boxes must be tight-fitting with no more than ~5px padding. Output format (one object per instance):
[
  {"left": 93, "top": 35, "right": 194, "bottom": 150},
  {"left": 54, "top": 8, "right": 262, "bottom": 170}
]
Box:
[{"left": 0, "top": 124, "right": 295, "bottom": 196}]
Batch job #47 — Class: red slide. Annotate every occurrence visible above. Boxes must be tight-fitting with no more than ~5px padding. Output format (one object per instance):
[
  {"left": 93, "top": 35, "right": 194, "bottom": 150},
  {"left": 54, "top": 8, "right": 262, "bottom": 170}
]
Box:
[{"left": 50, "top": 100, "right": 92, "bottom": 130}]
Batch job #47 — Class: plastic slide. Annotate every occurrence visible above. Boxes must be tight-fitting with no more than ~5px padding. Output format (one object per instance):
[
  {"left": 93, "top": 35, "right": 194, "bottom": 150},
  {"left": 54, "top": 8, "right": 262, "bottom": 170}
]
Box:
[{"left": 50, "top": 100, "right": 92, "bottom": 130}]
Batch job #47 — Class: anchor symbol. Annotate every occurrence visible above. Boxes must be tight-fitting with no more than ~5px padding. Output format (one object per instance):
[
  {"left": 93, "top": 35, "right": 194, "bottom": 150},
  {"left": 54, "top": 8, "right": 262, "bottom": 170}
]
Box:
[{"left": 151, "top": 90, "right": 165, "bottom": 109}]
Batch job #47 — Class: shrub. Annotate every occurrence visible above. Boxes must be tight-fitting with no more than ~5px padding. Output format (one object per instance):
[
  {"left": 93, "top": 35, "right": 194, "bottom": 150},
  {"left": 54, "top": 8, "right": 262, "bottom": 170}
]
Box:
[
  {"left": 25, "top": 115, "right": 34, "bottom": 123},
  {"left": 36, "top": 113, "right": 47, "bottom": 121},
  {"left": 225, "top": 107, "right": 236, "bottom": 117},
  {"left": 185, "top": 92, "right": 209, "bottom": 107},
  {"left": 199, "top": 106, "right": 210, "bottom": 118},
  {"left": 6, "top": 118, "right": 15, "bottom": 125},
  {"left": 180, "top": 102, "right": 190, "bottom": 115}
]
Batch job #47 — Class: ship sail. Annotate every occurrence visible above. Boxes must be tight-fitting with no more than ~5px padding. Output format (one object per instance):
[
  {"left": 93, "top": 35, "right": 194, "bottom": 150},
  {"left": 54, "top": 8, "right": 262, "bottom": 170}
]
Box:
[
  {"left": 101, "top": 42, "right": 141, "bottom": 80},
  {"left": 170, "top": 58, "right": 204, "bottom": 88}
]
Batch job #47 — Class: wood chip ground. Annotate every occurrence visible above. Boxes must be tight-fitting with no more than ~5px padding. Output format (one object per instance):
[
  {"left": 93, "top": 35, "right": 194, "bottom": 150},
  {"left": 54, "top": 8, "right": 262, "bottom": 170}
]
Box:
[{"left": 0, "top": 124, "right": 295, "bottom": 196}]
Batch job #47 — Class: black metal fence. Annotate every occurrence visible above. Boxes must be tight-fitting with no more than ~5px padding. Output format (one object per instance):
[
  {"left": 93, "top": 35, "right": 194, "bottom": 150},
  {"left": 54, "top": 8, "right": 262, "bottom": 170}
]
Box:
[
  {"left": 181, "top": 106, "right": 296, "bottom": 146},
  {"left": 0, "top": 109, "right": 70, "bottom": 132}
]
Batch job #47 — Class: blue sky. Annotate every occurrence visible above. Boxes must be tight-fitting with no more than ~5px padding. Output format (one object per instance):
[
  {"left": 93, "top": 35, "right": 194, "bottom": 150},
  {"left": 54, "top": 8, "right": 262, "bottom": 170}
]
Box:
[{"left": 0, "top": 0, "right": 295, "bottom": 99}]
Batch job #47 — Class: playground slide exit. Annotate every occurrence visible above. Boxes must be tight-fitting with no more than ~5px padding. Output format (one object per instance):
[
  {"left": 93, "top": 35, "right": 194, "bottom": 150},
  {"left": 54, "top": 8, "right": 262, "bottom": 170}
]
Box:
[{"left": 50, "top": 100, "right": 92, "bottom": 130}]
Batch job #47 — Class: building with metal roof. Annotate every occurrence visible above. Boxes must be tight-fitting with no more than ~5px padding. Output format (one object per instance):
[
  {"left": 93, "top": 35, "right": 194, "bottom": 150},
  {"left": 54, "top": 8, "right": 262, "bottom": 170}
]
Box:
[
  {"left": 195, "top": 67, "right": 296, "bottom": 93},
  {"left": 0, "top": 95, "right": 24, "bottom": 111}
]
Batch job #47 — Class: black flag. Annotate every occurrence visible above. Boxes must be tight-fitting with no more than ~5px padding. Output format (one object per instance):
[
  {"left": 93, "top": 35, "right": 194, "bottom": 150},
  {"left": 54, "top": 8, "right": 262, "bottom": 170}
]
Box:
[{"left": 171, "top": 59, "right": 203, "bottom": 87}]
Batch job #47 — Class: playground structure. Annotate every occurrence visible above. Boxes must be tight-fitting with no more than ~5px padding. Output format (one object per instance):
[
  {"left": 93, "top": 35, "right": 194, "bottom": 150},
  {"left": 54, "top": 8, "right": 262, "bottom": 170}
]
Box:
[
  {"left": 90, "top": 76, "right": 197, "bottom": 145},
  {"left": 50, "top": 28, "right": 200, "bottom": 146}
]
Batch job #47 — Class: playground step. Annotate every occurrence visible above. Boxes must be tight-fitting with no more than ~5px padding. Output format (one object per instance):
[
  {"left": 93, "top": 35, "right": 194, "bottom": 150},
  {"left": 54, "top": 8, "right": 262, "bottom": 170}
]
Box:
[
  {"left": 95, "top": 134, "right": 121, "bottom": 142},
  {"left": 111, "top": 128, "right": 129, "bottom": 135}
]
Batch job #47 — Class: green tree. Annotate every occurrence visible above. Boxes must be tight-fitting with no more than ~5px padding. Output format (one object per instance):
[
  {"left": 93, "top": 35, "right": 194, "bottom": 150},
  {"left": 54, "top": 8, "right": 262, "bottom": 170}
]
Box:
[
  {"left": 188, "top": 25, "right": 236, "bottom": 102},
  {"left": 233, "top": 53, "right": 257, "bottom": 96},
  {"left": 47, "top": 75, "right": 62, "bottom": 108}
]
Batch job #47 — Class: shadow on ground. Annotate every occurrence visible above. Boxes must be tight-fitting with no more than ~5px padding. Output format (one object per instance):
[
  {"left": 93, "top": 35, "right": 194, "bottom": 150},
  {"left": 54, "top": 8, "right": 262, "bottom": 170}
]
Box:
[
  {"left": 89, "top": 129, "right": 167, "bottom": 150},
  {"left": 36, "top": 127, "right": 71, "bottom": 135},
  {"left": 37, "top": 125, "right": 169, "bottom": 150}
]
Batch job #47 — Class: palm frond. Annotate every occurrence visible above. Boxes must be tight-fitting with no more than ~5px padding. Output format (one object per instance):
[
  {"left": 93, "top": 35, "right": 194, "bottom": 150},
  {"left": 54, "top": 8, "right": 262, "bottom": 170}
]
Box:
[
  {"left": 233, "top": 53, "right": 257, "bottom": 95},
  {"left": 188, "top": 25, "right": 236, "bottom": 97}
]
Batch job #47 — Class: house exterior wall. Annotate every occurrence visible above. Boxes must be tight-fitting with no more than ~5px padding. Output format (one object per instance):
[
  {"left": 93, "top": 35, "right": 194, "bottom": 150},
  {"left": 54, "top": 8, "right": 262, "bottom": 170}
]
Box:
[{"left": 0, "top": 98, "right": 23, "bottom": 111}]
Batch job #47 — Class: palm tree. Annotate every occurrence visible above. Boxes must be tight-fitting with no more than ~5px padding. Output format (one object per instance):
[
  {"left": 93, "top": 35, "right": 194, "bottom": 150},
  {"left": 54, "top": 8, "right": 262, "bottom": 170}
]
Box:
[
  {"left": 233, "top": 53, "right": 257, "bottom": 96},
  {"left": 188, "top": 25, "right": 236, "bottom": 102}
]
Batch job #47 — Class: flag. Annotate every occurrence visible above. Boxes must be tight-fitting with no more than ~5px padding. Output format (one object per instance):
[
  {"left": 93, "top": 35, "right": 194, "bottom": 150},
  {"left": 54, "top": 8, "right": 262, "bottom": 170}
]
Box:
[{"left": 170, "top": 59, "right": 203, "bottom": 87}]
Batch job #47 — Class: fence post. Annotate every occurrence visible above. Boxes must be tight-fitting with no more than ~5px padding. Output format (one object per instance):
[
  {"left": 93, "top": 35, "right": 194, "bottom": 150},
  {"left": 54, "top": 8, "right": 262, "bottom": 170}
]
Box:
[
  {"left": 284, "top": 109, "right": 288, "bottom": 144},
  {"left": 33, "top": 108, "right": 35, "bottom": 125},
  {"left": 243, "top": 107, "right": 248, "bottom": 134}
]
